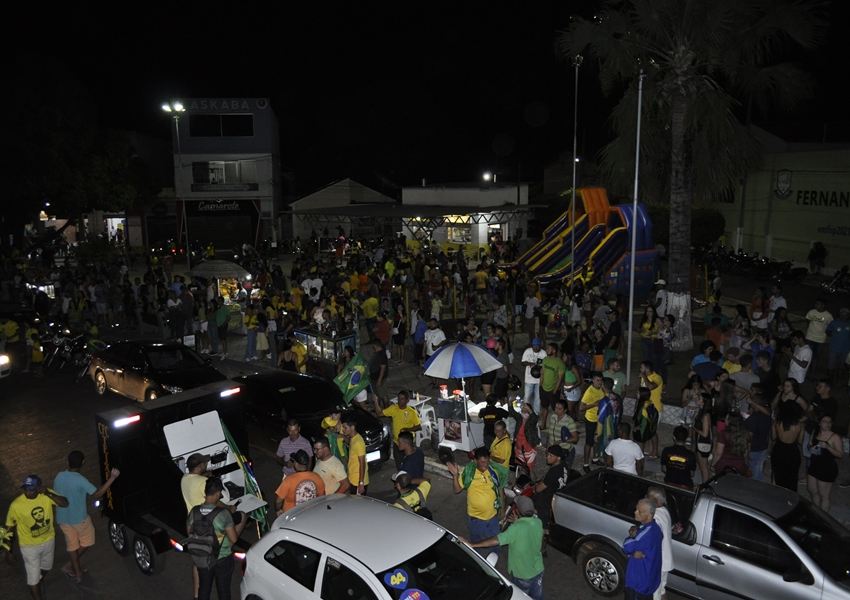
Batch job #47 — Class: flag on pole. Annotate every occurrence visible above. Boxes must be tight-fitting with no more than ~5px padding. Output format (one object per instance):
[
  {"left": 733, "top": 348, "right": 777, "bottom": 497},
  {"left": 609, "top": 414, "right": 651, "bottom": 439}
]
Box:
[
  {"left": 333, "top": 353, "right": 370, "bottom": 404},
  {"left": 221, "top": 421, "right": 270, "bottom": 534}
]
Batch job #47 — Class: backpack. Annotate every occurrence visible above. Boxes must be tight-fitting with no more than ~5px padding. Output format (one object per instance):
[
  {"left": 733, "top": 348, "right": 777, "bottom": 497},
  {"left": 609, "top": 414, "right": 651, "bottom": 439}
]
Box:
[
  {"left": 399, "top": 487, "right": 432, "bottom": 520},
  {"left": 185, "top": 506, "right": 224, "bottom": 570}
]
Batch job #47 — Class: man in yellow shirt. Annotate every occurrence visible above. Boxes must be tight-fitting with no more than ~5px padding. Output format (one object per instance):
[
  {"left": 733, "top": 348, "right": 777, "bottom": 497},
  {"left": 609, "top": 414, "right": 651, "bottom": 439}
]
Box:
[
  {"left": 342, "top": 415, "right": 369, "bottom": 495},
  {"left": 392, "top": 472, "right": 431, "bottom": 514},
  {"left": 639, "top": 360, "right": 664, "bottom": 460},
  {"left": 3, "top": 475, "right": 69, "bottom": 597},
  {"left": 447, "top": 448, "right": 508, "bottom": 556},
  {"left": 361, "top": 292, "right": 379, "bottom": 339},
  {"left": 375, "top": 391, "right": 421, "bottom": 469},
  {"left": 489, "top": 421, "right": 512, "bottom": 467},
  {"left": 580, "top": 372, "right": 605, "bottom": 473},
  {"left": 285, "top": 332, "right": 308, "bottom": 372}
]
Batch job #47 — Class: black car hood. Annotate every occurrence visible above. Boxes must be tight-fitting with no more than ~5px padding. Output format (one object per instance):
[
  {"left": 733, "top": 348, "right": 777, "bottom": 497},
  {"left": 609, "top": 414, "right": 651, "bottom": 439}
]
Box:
[{"left": 154, "top": 367, "right": 228, "bottom": 389}]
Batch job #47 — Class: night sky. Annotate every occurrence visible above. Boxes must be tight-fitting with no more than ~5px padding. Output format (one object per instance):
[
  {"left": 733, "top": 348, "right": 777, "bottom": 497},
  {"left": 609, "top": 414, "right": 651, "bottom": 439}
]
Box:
[{"left": 10, "top": 1, "right": 850, "bottom": 197}]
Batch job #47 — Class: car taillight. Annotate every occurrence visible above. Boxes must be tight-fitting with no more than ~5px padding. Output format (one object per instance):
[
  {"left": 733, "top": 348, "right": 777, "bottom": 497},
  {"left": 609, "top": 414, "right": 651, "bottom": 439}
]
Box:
[{"left": 239, "top": 554, "right": 247, "bottom": 575}]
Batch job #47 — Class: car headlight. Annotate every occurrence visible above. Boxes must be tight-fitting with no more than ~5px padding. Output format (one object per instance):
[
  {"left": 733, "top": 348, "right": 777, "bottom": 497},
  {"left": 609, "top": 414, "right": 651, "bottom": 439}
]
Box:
[
  {"left": 0, "top": 355, "right": 9, "bottom": 366},
  {"left": 382, "top": 423, "right": 390, "bottom": 441},
  {"left": 164, "top": 385, "right": 184, "bottom": 394}
]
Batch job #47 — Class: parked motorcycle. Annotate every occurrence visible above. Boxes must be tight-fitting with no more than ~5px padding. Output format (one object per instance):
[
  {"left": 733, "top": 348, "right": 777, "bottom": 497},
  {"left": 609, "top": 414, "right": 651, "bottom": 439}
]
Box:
[{"left": 822, "top": 265, "right": 850, "bottom": 294}]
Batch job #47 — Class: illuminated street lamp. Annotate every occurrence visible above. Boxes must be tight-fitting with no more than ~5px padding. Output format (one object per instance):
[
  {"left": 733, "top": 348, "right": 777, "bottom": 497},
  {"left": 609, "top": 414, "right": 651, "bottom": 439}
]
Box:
[
  {"left": 483, "top": 171, "right": 496, "bottom": 182},
  {"left": 162, "top": 100, "right": 190, "bottom": 273}
]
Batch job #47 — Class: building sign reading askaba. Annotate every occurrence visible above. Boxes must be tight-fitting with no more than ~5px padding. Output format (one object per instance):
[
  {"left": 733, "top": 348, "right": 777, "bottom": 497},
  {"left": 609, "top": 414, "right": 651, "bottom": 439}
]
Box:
[{"left": 187, "top": 98, "right": 268, "bottom": 112}]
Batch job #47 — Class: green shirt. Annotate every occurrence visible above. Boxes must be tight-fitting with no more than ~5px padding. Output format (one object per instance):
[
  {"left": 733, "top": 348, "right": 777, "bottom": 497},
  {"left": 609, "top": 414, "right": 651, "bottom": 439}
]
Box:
[
  {"left": 214, "top": 305, "right": 231, "bottom": 327},
  {"left": 602, "top": 370, "right": 626, "bottom": 396},
  {"left": 540, "top": 356, "right": 566, "bottom": 392},
  {"left": 497, "top": 516, "right": 544, "bottom": 579},
  {"left": 186, "top": 504, "right": 234, "bottom": 560}
]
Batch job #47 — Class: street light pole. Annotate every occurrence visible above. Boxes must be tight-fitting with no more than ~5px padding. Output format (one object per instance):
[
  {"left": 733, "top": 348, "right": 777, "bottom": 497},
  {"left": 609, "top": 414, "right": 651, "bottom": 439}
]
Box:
[{"left": 162, "top": 100, "right": 191, "bottom": 274}]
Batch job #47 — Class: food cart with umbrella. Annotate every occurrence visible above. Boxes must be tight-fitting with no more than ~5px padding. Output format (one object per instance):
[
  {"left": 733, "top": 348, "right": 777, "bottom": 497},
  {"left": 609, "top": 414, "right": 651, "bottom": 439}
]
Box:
[
  {"left": 423, "top": 342, "right": 502, "bottom": 452},
  {"left": 187, "top": 260, "right": 252, "bottom": 333}
]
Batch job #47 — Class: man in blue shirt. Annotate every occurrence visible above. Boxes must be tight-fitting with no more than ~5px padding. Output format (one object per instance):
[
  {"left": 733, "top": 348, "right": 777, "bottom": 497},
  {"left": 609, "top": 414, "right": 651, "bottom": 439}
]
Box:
[
  {"left": 53, "top": 451, "right": 120, "bottom": 582},
  {"left": 622, "top": 498, "right": 662, "bottom": 600}
]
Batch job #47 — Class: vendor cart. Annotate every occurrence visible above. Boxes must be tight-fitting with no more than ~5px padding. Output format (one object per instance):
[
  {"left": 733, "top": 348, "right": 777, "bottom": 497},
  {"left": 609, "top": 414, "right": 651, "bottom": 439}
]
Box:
[{"left": 293, "top": 327, "right": 358, "bottom": 380}]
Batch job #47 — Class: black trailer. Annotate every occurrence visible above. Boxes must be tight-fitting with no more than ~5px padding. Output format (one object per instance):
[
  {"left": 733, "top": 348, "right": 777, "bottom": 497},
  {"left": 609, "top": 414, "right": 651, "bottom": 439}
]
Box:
[{"left": 94, "top": 379, "right": 256, "bottom": 574}]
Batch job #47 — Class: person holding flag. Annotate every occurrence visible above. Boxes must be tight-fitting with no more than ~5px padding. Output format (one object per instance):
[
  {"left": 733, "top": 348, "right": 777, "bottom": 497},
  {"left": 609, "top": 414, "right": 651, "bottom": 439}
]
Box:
[
  {"left": 596, "top": 376, "right": 621, "bottom": 461},
  {"left": 333, "top": 349, "right": 371, "bottom": 408}
]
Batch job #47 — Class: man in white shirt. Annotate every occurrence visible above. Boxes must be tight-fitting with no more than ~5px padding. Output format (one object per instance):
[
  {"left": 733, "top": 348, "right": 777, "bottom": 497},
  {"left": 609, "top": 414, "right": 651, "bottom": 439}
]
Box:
[
  {"left": 767, "top": 284, "right": 787, "bottom": 323},
  {"left": 652, "top": 279, "right": 668, "bottom": 319},
  {"left": 312, "top": 436, "right": 349, "bottom": 494},
  {"left": 521, "top": 338, "right": 547, "bottom": 415},
  {"left": 523, "top": 291, "right": 540, "bottom": 339},
  {"left": 646, "top": 486, "right": 673, "bottom": 600},
  {"left": 785, "top": 329, "right": 812, "bottom": 384},
  {"left": 605, "top": 423, "right": 644, "bottom": 476}
]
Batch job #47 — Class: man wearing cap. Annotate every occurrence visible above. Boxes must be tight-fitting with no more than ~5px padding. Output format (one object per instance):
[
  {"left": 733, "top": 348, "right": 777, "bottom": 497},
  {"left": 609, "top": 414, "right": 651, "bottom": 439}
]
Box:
[
  {"left": 274, "top": 450, "right": 325, "bottom": 514},
  {"left": 826, "top": 308, "right": 850, "bottom": 388},
  {"left": 186, "top": 477, "right": 238, "bottom": 600},
  {"left": 53, "top": 451, "right": 120, "bottom": 582},
  {"left": 652, "top": 279, "right": 668, "bottom": 319},
  {"left": 182, "top": 452, "right": 214, "bottom": 512},
  {"left": 312, "top": 437, "right": 349, "bottom": 495},
  {"left": 3, "top": 475, "right": 69, "bottom": 599},
  {"left": 375, "top": 390, "right": 421, "bottom": 469},
  {"left": 461, "top": 495, "right": 545, "bottom": 600},
  {"left": 522, "top": 339, "right": 547, "bottom": 415},
  {"left": 534, "top": 445, "right": 570, "bottom": 547},
  {"left": 275, "top": 419, "right": 314, "bottom": 478},
  {"left": 392, "top": 472, "right": 431, "bottom": 513}
]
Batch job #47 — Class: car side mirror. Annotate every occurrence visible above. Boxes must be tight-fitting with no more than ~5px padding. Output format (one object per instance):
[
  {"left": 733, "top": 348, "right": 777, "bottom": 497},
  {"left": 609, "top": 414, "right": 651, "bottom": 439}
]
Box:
[
  {"left": 486, "top": 553, "right": 498, "bottom": 568},
  {"left": 783, "top": 567, "right": 813, "bottom": 585}
]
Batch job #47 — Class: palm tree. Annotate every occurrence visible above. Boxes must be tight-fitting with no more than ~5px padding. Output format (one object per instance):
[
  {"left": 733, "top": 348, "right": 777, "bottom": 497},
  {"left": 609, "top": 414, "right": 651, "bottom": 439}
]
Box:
[{"left": 557, "top": 0, "right": 827, "bottom": 349}]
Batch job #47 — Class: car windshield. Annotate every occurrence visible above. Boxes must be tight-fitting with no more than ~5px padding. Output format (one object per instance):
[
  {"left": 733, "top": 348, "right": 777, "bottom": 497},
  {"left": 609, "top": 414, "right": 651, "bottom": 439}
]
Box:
[
  {"left": 146, "top": 347, "right": 206, "bottom": 370},
  {"left": 776, "top": 499, "right": 850, "bottom": 588},
  {"left": 277, "top": 381, "right": 344, "bottom": 417},
  {"left": 377, "top": 533, "right": 510, "bottom": 600}
]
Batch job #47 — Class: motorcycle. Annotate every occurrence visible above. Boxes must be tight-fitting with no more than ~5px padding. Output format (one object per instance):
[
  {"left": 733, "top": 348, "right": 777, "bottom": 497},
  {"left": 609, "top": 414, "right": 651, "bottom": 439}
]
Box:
[
  {"left": 71, "top": 337, "right": 107, "bottom": 384},
  {"left": 501, "top": 473, "right": 535, "bottom": 531},
  {"left": 822, "top": 265, "right": 850, "bottom": 294}
]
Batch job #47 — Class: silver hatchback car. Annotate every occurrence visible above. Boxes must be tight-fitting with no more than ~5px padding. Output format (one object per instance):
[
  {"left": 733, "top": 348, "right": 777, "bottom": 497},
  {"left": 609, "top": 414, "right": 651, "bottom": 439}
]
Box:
[{"left": 241, "top": 494, "right": 531, "bottom": 600}]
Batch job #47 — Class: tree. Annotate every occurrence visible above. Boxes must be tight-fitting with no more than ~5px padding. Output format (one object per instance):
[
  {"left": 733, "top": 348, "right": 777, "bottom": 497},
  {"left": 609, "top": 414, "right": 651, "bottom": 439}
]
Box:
[{"left": 557, "top": 0, "right": 827, "bottom": 349}]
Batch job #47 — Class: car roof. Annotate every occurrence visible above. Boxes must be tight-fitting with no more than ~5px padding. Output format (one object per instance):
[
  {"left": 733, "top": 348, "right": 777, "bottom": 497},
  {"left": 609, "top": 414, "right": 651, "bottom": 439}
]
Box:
[
  {"left": 272, "top": 495, "right": 444, "bottom": 572},
  {"left": 239, "top": 371, "right": 346, "bottom": 404},
  {"left": 113, "top": 340, "right": 192, "bottom": 351},
  {"left": 705, "top": 474, "right": 799, "bottom": 519}
]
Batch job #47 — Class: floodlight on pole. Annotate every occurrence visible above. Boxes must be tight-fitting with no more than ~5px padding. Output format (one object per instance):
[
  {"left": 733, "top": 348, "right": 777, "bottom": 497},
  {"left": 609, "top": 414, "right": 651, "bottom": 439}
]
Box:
[
  {"left": 483, "top": 172, "right": 492, "bottom": 181},
  {"left": 162, "top": 99, "right": 190, "bottom": 274}
]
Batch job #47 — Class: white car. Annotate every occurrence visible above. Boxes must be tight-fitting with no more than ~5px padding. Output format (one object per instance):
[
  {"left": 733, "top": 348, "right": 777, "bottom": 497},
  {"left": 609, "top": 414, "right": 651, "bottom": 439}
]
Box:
[{"left": 241, "top": 494, "right": 532, "bottom": 600}]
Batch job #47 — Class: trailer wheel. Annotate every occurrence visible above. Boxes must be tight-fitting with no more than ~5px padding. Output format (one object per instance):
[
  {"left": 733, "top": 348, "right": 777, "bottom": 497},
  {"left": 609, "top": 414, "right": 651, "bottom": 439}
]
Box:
[
  {"left": 133, "top": 534, "right": 166, "bottom": 575},
  {"left": 108, "top": 521, "right": 130, "bottom": 556},
  {"left": 578, "top": 542, "right": 625, "bottom": 597}
]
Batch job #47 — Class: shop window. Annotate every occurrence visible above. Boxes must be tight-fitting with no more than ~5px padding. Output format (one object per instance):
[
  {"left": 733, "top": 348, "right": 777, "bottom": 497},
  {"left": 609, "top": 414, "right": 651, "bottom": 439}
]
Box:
[
  {"left": 188, "top": 114, "right": 254, "bottom": 137},
  {"left": 192, "top": 161, "right": 258, "bottom": 184}
]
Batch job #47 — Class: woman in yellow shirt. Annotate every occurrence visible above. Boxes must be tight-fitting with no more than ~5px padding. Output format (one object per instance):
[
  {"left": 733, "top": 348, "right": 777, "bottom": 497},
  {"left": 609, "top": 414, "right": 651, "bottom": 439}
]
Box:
[{"left": 638, "top": 305, "right": 660, "bottom": 363}]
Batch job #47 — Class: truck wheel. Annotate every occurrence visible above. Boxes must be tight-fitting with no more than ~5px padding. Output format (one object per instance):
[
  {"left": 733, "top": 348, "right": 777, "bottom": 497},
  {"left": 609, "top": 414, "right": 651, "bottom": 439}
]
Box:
[
  {"left": 108, "top": 521, "right": 130, "bottom": 556},
  {"left": 579, "top": 542, "right": 625, "bottom": 597},
  {"left": 133, "top": 534, "right": 166, "bottom": 575},
  {"left": 95, "top": 371, "right": 108, "bottom": 396}
]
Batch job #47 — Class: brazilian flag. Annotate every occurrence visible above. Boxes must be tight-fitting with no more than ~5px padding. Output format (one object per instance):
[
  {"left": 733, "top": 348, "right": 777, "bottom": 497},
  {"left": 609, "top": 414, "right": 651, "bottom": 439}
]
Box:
[{"left": 333, "top": 353, "right": 370, "bottom": 404}]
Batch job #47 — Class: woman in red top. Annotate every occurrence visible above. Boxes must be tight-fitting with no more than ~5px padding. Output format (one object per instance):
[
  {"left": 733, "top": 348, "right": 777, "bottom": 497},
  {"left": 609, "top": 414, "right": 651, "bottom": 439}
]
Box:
[{"left": 710, "top": 412, "right": 750, "bottom": 476}]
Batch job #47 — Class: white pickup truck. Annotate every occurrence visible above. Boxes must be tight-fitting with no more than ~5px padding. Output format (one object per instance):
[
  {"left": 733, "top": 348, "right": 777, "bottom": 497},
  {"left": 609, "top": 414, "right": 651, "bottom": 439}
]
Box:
[{"left": 549, "top": 469, "right": 850, "bottom": 599}]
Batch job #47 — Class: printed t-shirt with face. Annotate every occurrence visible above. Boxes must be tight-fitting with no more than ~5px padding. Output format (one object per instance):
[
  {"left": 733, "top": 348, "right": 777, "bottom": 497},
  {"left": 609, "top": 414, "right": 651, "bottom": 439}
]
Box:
[
  {"left": 459, "top": 468, "right": 498, "bottom": 521},
  {"left": 581, "top": 385, "right": 605, "bottom": 423},
  {"left": 5, "top": 492, "right": 58, "bottom": 546},
  {"left": 186, "top": 503, "right": 235, "bottom": 559},
  {"left": 347, "top": 433, "right": 370, "bottom": 486},
  {"left": 541, "top": 356, "right": 566, "bottom": 392},
  {"left": 275, "top": 471, "right": 326, "bottom": 512},
  {"left": 394, "top": 481, "right": 432, "bottom": 511},
  {"left": 313, "top": 455, "right": 347, "bottom": 494},
  {"left": 641, "top": 372, "right": 664, "bottom": 413},
  {"left": 383, "top": 404, "right": 421, "bottom": 444}
]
